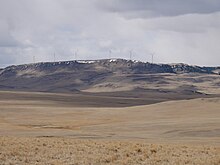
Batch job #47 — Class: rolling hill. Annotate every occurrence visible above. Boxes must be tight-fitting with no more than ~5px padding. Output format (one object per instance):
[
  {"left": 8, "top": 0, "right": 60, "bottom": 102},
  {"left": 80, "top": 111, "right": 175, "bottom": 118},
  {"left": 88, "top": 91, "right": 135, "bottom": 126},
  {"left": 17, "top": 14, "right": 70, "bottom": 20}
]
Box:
[{"left": 0, "top": 59, "right": 219, "bottom": 95}]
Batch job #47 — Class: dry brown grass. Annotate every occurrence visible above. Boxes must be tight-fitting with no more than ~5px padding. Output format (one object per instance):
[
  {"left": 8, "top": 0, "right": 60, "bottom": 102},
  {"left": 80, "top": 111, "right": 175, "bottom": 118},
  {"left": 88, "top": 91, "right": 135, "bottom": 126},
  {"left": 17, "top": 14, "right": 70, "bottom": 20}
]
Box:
[
  {"left": 0, "top": 95, "right": 220, "bottom": 145},
  {"left": 0, "top": 91, "right": 220, "bottom": 164},
  {"left": 0, "top": 137, "right": 220, "bottom": 165}
]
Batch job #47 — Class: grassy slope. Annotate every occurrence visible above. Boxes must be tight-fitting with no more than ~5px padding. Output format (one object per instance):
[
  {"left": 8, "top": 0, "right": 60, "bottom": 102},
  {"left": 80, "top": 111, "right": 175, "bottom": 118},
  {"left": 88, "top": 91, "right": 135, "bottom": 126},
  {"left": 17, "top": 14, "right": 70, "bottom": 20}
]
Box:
[
  {"left": 0, "top": 91, "right": 220, "bottom": 164},
  {"left": 0, "top": 91, "right": 219, "bottom": 144}
]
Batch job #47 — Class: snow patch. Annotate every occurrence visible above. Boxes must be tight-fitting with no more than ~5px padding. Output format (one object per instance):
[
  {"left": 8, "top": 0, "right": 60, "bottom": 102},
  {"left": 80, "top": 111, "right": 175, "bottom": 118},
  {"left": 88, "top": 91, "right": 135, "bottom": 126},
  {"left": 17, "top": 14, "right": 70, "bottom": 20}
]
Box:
[
  {"left": 109, "top": 59, "right": 117, "bottom": 62},
  {"left": 77, "top": 60, "right": 96, "bottom": 64}
]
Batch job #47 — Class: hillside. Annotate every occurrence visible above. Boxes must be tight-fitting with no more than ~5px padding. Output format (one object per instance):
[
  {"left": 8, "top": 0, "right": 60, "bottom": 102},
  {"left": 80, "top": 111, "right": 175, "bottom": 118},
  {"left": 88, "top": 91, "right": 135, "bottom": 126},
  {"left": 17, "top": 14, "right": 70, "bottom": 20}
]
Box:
[
  {"left": 0, "top": 60, "right": 220, "bottom": 164},
  {"left": 0, "top": 59, "right": 219, "bottom": 95},
  {"left": 0, "top": 93, "right": 220, "bottom": 165},
  {"left": 0, "top": 91, "right": 220, "bottom": 143}
]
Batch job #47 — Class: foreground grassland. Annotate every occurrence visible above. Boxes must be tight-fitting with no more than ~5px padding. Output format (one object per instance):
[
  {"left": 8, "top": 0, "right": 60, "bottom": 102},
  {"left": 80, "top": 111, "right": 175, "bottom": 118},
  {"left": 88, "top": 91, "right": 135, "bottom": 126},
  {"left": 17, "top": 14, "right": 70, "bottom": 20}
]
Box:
[
  {"left": 0, "top": 91, "right": 220, "bottom": 164},
  {"left": 0, "top": 137, "right": 220, "bottom": 165}
]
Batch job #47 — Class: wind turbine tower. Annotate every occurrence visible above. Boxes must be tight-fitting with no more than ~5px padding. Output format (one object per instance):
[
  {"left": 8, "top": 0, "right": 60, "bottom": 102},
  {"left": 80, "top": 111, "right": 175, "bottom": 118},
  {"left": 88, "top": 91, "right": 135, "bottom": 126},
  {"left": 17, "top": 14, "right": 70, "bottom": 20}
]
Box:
[
  {"left": 129, "top": 50, "right": 133, "bottom": 61},
  {"left": 33, "top": 55, "right": 35, "bottom": 63},
  {"left": 151, "top": 52, "right": 155, "bottom": 64},
  {"left": 75, "top": 49, "right": 78, "bottom": 61},
  {"left": 54, "top": 52, "right": 56, "bottom": 62},
  {"left": 109, "top": 50, "right": 112, "bottom": 59}
]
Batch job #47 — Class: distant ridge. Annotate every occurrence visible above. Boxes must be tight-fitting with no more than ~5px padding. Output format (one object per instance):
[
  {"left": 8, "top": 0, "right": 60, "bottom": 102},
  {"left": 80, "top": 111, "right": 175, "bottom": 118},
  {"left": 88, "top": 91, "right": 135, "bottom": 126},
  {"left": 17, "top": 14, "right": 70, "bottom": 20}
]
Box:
[
  {"left": 0, "top": 58, "right": 219, "bottom": 93},
  {"left": 2, "top": 58, "right": 220, "bottom": 75}
]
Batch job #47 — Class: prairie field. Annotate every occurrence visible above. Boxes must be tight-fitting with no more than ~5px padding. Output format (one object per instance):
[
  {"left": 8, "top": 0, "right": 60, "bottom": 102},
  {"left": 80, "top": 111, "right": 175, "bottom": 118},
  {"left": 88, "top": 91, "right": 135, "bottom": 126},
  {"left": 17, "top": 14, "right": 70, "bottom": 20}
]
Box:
[
  {"left": 0, "top": 137, "right": 220, "bottom": 165},
  {"left": 1, "top": 0, "right": 220, "bottom": 164},
  {"left": 0, "top": 91, "right": 220, "bottom": 164}
]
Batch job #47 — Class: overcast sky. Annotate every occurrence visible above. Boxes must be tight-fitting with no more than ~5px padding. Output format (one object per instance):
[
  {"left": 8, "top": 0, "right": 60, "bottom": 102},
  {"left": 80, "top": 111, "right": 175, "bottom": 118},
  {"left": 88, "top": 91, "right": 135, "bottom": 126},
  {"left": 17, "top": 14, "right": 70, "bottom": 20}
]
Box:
[{"left": 0, "top": 0, "right": 220, "bottom": 67}]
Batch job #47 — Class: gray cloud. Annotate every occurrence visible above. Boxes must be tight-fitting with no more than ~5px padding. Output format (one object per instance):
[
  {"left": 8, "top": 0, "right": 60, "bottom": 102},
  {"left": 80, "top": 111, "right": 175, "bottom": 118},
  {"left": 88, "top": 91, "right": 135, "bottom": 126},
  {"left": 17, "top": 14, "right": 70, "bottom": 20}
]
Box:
[
  {"left": 98, "top": 0, "right": 220, "bottom": 18},
  {"left": 0, "top": 19, "right": 19, "bottom": 47},
  {"left": 0, "top": 0, "right": 219, "bottom": 67}
]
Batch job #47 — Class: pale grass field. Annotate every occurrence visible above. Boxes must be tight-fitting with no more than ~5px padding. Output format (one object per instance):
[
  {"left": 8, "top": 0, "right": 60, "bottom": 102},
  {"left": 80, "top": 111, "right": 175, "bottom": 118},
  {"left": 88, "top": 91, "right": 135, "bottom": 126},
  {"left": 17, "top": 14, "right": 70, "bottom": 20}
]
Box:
[
  {"left": 0, "top": 91, "right": 220, "bottom": 164},
  {"left": 0, "top": 137, "right": 220, "bottom": 165}
]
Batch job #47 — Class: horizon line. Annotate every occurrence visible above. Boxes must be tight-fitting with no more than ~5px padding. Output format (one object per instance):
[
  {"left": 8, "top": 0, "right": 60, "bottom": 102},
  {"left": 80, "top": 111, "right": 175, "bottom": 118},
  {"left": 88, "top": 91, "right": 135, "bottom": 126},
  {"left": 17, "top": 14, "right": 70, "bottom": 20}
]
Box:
[{"left": 1, "top": 58, "right": 220, "bottom": 68}]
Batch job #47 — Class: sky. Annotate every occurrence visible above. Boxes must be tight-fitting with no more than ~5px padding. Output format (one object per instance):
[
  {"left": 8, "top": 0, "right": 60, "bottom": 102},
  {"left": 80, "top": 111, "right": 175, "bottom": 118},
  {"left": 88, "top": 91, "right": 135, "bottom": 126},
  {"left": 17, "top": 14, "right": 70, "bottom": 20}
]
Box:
[{"left": 0, "top": 0, "right": 220, "bottom": 67}]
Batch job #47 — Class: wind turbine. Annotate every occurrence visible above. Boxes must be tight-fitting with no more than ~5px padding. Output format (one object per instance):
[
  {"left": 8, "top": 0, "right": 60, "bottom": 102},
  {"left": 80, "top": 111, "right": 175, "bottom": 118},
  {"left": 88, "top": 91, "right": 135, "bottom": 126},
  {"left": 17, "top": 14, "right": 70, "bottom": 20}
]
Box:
[
  {"left": 74, "top": 49, "right": 78, "bottom": 61},
  {"left": 129, "top": 50, "right": 133, "bottom": 61},
  {"left": 54, "top": 52, "right": 56, "bottom": 62},
  {"left": 33, "top": 55, "right": 35, "bottom": 63},
  {"left": 150, "top": 52, "right": 155, "bottom": 64},
  {"left": 109, "top": 50, "right": 112, "bottom": 59}
]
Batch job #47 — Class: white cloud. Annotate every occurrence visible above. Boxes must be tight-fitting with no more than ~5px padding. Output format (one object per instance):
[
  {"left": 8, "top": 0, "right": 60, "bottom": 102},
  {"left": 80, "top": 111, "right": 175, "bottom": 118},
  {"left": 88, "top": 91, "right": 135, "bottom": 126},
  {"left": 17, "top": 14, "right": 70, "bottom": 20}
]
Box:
[{"left": 0, "top": 0, "right": 219, "bottom": 67}]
